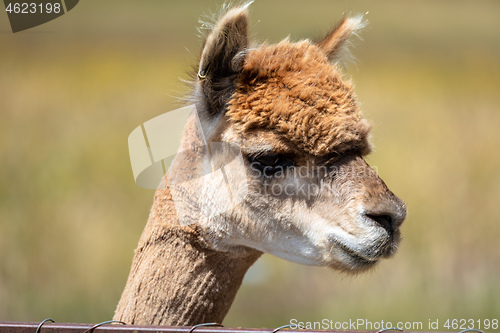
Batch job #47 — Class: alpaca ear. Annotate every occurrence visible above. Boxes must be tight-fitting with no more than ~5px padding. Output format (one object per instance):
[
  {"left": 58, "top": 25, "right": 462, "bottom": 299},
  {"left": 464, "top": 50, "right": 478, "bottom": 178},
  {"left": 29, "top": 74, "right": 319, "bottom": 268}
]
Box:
[
  {"left": 198, "top": 6, "right": 249, "bottom": 115},
  {"left": 317, "top": 15, "right": 365, "bottom": 64}
]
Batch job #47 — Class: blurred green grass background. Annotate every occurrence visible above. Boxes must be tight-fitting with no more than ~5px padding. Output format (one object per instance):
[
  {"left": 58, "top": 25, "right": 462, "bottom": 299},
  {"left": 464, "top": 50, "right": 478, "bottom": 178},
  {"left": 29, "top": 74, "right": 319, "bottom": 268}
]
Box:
[{"left": 1, "top": 0, "right": 499, "bottom": 329}]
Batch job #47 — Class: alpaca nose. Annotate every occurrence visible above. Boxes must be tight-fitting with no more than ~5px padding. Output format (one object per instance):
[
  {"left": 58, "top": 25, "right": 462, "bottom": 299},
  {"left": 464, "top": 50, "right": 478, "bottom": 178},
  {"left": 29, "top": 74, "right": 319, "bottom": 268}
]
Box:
[{"left": 364, "top": 195, "right": 407, "bottom": 233}]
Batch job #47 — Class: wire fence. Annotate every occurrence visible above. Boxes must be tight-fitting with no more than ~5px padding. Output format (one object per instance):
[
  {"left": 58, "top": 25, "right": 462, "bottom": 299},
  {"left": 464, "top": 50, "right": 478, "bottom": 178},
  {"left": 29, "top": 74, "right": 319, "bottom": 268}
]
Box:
[{"left": 0, "top": 320, "right": 491, "bottom": 333}]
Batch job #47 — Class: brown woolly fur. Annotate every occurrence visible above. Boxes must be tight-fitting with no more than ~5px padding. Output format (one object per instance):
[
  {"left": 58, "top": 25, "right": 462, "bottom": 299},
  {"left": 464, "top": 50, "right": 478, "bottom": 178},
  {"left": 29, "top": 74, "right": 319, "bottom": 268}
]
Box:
[
  {"left": 228, "top": 40, "right": 372, "bottom": 157},
  {"left": 115, "top": 116, "right": 263, "bottom": 325},
  {"left": 115, "top": 170, "right": 262, "bottom": 325}
]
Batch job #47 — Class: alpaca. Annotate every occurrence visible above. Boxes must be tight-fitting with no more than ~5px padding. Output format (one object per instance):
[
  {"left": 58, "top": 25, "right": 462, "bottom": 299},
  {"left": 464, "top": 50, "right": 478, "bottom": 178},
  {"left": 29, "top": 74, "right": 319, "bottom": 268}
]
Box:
[{"left": 114, "top": 5, "right": 407, "bottom": 326}]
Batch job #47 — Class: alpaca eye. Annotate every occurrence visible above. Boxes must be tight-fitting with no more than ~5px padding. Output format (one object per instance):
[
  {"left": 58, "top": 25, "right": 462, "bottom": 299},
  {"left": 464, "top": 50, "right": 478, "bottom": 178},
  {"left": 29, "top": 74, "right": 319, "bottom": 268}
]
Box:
[
  {"left": 256, "top": 154, "right": 282, "bottom": 166},
  {"left": 248, "top": 153, "right": 295, "bottom": 176},
  {"left": 256, "top": 154, "right": 294, "bottom": 167}
]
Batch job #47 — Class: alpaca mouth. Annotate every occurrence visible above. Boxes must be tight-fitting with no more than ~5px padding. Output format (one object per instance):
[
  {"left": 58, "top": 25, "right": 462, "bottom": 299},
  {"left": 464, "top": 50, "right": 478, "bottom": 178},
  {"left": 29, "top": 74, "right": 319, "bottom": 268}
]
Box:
[
  {"left": 333, "top": 238, "right": 379, "bottom": 262},
  {"left": 328, "top": 233, "right": 398, "bottom": 270},
  {"left": 339, "top": 243, "right": 378, "bottom": 268}
]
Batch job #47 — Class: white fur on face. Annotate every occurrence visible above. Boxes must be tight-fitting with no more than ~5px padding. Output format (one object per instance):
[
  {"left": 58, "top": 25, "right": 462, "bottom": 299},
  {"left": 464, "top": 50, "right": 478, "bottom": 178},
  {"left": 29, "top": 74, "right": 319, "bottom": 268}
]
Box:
[
  {"left": 202, "top": 157, "right": 398, "bottom": 271},
  {"left": 199, "top": 125, "right": 404, "bottom": 272}
]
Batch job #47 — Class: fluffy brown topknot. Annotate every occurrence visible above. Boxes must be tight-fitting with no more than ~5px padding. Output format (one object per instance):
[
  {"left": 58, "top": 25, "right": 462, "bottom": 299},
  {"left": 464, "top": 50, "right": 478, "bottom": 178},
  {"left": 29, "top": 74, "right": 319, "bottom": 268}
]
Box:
[{"left": 227, "top": 40, "right": 372, "bottom": 157}]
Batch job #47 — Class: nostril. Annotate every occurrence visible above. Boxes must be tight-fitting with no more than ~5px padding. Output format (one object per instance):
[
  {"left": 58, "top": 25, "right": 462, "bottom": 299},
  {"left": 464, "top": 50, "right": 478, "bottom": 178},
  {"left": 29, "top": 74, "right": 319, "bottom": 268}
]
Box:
[{"left": 366, "top": 214, "right": 393, "bottom": 233}]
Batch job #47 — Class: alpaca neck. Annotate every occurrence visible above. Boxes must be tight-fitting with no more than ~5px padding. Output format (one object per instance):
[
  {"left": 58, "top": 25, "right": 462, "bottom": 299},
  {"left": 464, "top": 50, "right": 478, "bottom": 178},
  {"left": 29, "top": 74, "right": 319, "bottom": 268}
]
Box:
[{"left": 114, "top": 186, "right": 261, "bottom": 326}]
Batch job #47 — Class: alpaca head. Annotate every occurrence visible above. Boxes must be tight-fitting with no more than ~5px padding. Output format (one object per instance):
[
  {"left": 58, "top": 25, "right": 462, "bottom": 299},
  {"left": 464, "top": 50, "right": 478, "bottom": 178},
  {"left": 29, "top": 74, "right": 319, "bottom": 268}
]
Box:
[{"left": 185, "top": 5, "right": 407, "bottom": 272}]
